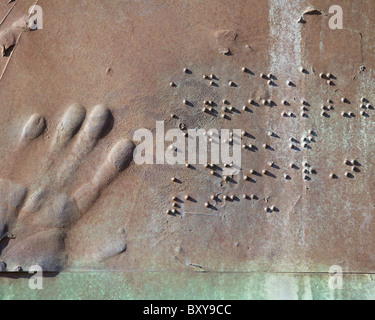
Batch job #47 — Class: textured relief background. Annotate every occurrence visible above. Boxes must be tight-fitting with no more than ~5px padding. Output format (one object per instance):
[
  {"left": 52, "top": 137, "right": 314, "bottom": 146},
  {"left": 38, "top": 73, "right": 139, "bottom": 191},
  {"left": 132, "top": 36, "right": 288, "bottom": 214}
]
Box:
[{"left": 0, "top": 0, "right": 375, "bottom": 299}]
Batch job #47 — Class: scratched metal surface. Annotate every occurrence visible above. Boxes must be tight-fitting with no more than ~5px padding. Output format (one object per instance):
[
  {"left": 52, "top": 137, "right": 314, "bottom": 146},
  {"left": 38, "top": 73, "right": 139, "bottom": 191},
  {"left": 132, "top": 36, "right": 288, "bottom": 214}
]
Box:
[{"left": 0, "top": 0, "right": 374, "bottom": 286}]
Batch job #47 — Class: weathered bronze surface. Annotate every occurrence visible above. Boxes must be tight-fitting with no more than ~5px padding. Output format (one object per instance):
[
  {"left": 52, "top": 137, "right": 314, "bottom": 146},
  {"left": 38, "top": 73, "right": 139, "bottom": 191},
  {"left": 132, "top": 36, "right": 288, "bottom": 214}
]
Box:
[{"left": 0, "top": 0, "right": 375, "bottom": 299}]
